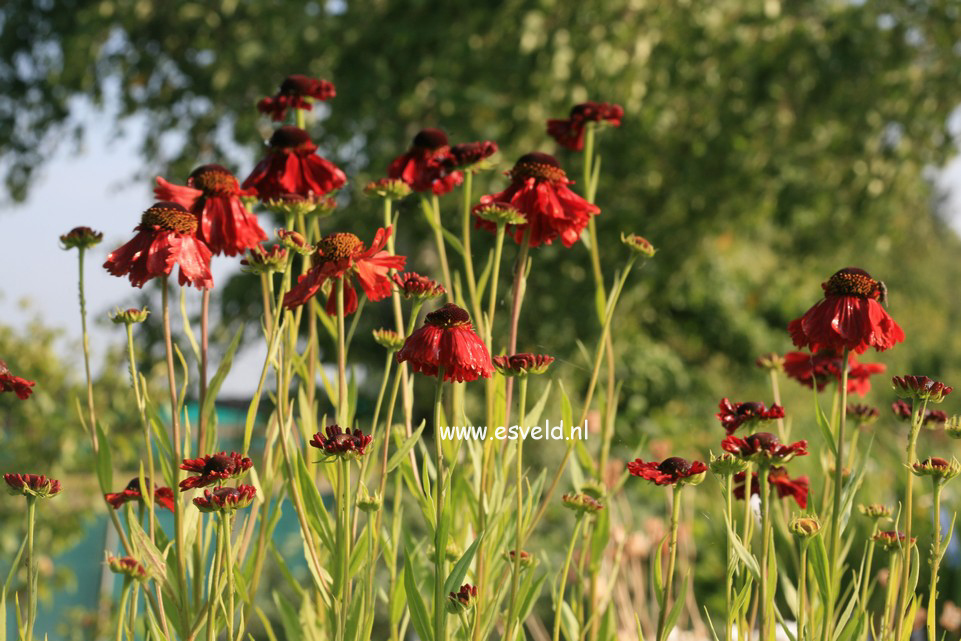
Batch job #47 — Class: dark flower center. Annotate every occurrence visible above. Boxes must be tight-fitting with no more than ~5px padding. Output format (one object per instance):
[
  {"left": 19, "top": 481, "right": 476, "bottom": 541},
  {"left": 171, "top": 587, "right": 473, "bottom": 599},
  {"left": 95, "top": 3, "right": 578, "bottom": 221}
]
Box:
[
  {"left": 737, "top": 402, "right": 764, "bottom": 417},
  {"left": 211, "top": 486, "right": 238, "bottom": 500},
  {"left": 269, "top": 126, "right": 313, "bottom": 151},
  {"left": 280, "top": 74, "right": 313, "bottom": 95},
  {"left": 824, "top": 268, "right": 879, "bottom": 298},
  {"left": 412, "top": 128, "right": 449, "bottom": 150},
  {"left": 658, "top": 457, "right": 691, "bottom": 476},
  {"left": 317, "top": 233, "right": 363, "bottom": 261},
  {"left": 746, "top": 432, "right": 780, "bottom": 451},
  {"left": 425, "top": 303, "right": 471, "bottom": 329},
  {"left": 125, "top": 477, "right": 149, "bottom": 492},
  {"left": 141, "top": 202, "right": 198, "bottom": 234},
  {"left": 189, "top": 164, "right": 238, "bottom": 196},
  {"left": 510, "top": 152, "right": 567, "bottom": 183},
  {"left": 202, "top": 453, "right": 234, "bottom": 475}
]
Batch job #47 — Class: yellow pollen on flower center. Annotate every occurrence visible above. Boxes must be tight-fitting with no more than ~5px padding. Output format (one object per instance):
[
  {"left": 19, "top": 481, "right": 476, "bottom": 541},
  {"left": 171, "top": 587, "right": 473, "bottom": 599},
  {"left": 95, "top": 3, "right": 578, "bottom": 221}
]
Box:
[
  {"left": 824, "top": 268, "right": 878, "bottom": 298},
  {"left": 510, "top": 161, "right": 567, "bottom": 183},
  {"left": 141, "top": 205, "right": 198, "bottom": 234},
  {"left": 317, "top": 233, "right": 363, "bottom": 261},
  {"left": 189, "top": 165, "right": 238, "bottom": 195}
]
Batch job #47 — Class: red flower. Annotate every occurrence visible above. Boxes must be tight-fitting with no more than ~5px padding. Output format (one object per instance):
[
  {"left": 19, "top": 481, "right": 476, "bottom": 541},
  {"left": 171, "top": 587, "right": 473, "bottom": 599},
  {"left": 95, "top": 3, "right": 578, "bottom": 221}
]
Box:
[
  {"left": 722, "top": 432, "right": 808, "bottom": 464},
  {"left": 443, "top": 141, "right": 499, "bottom": 171},
  {"left": 242, "top": 126, "right": 346, "bottom": 201},
  {"left": 892, "top": 375, "right": 953, "bottom": 403},
  {"left": 788, "top": 267, "right": 904, "bottom": 354},
  {"left": 387, "top": 128, "right": 463, "bottom": 195},
  {"left": 396, "top": 303, "right": 494, "bottom": 383},
  {"left": 392, "top": 271, "right": 445, "bottom": 300},
  {"left": 193, "top": 485, "right": 256, "bottom": 513},
  {"left": 627, "top": 457, "right": 708, "bottom": 486},
  {"left": 257, "top": 74, "right": 336, "bottom": 121},
  {"left": 734, "top": 467, "right": 809, "bottom": 508},
  {"left": 104, "top": 202, "right": 214, "bottom": 290},
  {"left": 179, "top": 452, "right": 253, "bottom": 491},
  {"left": 492, "top": 353, "right": 555, "bottom": 377},
  {"left": 0, "top": 360, "right": 35, "bottom": 400},
  {"left": 309, "top": 425, "right": 373, "bottom": 459},
  {"left": 283, "top": 227, "right": 406, "bottom": 315},
  {"left": 716, "top": 398, "right": 784, "bottom": 434},
  {"left": 783, "top": 350, "right": 885, "bottom": 396},
  {"left": 4, "top": 473, "right": 62, "bottom": 498},
  {"left": 891, "top": 400, "right": 948, "bottom": 426},
  {"left": 547, "top": 101, "right": 624, "bottom": 151},
  {"left": 155, "top": 164, "right": 266, "bottom": 256},
  {"left": 104, "top": 477, "right": 176, "bottom": 512},
  {"left": 474, "top": 152, "right": 600, "bottom": 248}
]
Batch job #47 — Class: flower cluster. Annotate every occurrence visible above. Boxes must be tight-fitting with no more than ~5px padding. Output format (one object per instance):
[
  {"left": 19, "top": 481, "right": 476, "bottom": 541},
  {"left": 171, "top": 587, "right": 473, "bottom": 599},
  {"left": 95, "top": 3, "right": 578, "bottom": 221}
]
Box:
[
  {"left": 388, "top": 128, "right": 463, "bottom": 195},
  {"left": 257, "top": 74, "right": 336, "bottom": 121},
  {"left": 179, "top": 452, "right": 253, "bottom": 491},
  {"left": 716, "top": 398, "right": 784, "bottom": 435},
  {"left": 721, "top": 432, "right": 808, "bottom": 465},
  {"left": 193, "top": 485, "right": 257, "bottom": 513},
  {"left": 392, "top": 271, "right": 445, "bottom": 300},
  {"left": 447, "top": 583, "right": 478, "bottom": 613},
  {"left": 309, "top": 425, "right": 373, "bottom": 459},
  {"left": 546, "top": 101, "right": 624, "bottom": 151}
]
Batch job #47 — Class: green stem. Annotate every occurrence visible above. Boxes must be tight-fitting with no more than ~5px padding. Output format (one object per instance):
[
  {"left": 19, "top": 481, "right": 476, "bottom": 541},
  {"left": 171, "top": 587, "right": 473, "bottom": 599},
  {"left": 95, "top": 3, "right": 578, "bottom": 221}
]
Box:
[
  {"left": 656, "top": 486, "right": 682, "bottom": 641},
  {"left": 125, "top": 324, "right": 157, "bottom": 542},
  {"left": 337, "top": 278, "right": 348, "bottom": 426},
  {"left": 485, "top": 223, "right": 507, "bottom": 347},
  {"left": 824, "top": 347, "right": 850, "bottom": 641},
  {"left": 422, "top": 194, "right": 454, "bottom": 302},
  {"left": 77, "top": 247, "right": 98, "bottom": 445},
  {"left": 207, "top": 514, "right": 224, "bottom": 641},
  {"left": 927, "top": 482, "right": 943, "bottom": 641},
  {"left": 505, "top": 377, "right": 528, "bottom": 641},
  {"left": 461, "top": 171, "right": 483, "bottom": 330},
  {"left": 881, "top": 553, "right": 899, "bottom": 641},
  {"left": 759, "top": 466, "right": 772, "bottom": 641},
  {"left": 895, "top": 399, "right": 926, "bottom": 639},
  {"left": 861, "top": 523, "right": 878, "bottom": 614},
  {"left": 434, "top": 369, "right": 449, "bottom": 641},
  {"left": 161, "top": 276, "right": 190, "bottom": 629},
  {"left": 26, "top": 495, "right": 37, "bottom": 641},
  {"left": 725, "top": 478, "right": 735, "bottom": 641},
  {"left": 503, "top": 226, "right": 532, "bottom": 428},
  {"left": 339, "top": 459, "right": 353, "bottom": 640},
  {"left": 223, "top": 514, "right": 236, "bottom": 641},
  {"left": 768, "top": 368, "right": 786, "bottom": 441},
  {"left": 198, "top": 287, "right": 210, "bottom": 454},
  {"left": 552, "top": 516, "right": 586, "bottom": 641},
  {"left": 116, "top": 579, "right": 131, "bottom": 641},
  {"left": 798, "top": 544, "right": 808, "bottom": 641}
]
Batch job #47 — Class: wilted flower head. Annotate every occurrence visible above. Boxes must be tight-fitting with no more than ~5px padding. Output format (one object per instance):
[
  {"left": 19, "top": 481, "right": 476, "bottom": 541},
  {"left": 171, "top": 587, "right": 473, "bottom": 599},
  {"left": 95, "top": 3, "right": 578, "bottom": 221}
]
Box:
[
  {"left": 709, "top": 452, "right": 750, "bottom": 477},
  {"left": 562, "top": 492, "right": 604, "bottom": 515},
  {"left": 547, "top": 101, "right": 624, "bottom": 151},
  {"left": 309, "top": 425, "right": 373, "bottom": 460},
  {"left": 874, "top": 530, "right": 915, "bottom": 552},
  {"left": 193, "top": 485, "right": 257, "bottom": 513},
  {"left": 892, "top": 375, "right": 953, "bottom": 403},
  {"left": 722, "top": 432, "right": 808, "bottom": 465},
  {"left": 276, "top": 228, "right": 313, "bottom": 255},
  {"left": 912, "top": 457, "right": 961, "bottom": 484},
  {"left": 473, "top": 203, "right": 526, "bottom": 226},
  {"left": 107, "top": 555, "right": 147, "bottom": 581},
  {"left": 105, "top": 477, "right": 175, "bottom": 512},
  {"left": 755, "top": 353, "right": 785, "bottom": 371},
  {"left": 397, "top": 303, "right": 494, "bottom": 382},
  {"left": 60, "top": 226, "right": 103, "bottom": 250},
  {"left": 790, "top": 516, "right": 821, "bottom": 538},
  {"left": 847, "top": 404, "right": 880, "bottom": 426},
  {"left": 364, "top": 178, "right": 412, "bottom": 200},
  {"left": 257, "top": 74, "right": 336, "bottom": 121},
  {"left": 392, "top": 271, "right": 445, "bottom": 300},
  {"left": 103, "top": 201, "right": 213, "bottom": 290},
  {"left": 283, "top": 228, "right": 406, "bottom": 315},
  {"left": 492, "top": 353, "right": 554, "bottom": 377},
  {"left": 0, "top": 360, "right": 36, "bottom": 400},
  {"left": 788, "top": 267, "right": 904, "bottom": 354},
  {"left": 447, "top": 584, "right": 478, "bottom": 613},
  {"left": 241, "top": 244, "right": 288, "bottom": 275},
  {"left": 372, "top": 328, "right": 405, "bottom": 352},
  {"left": 109, "top": 307, "right": 150, "bottom": 325},
  {"left": 716, "top": 398, "right": 785, "bottom": 435},
  {"left": 620, "top": 233, "right": 656, "bottom": 258},
  {"left": 859, "top": 504, "right": 893, "bottom": 520},
  {"left": 628, "top": 457, "right": 707, "bottom": 487},
  {"left": 263, "top": 192, "right": 337, "bottom": 219},
  {"left": 4, "top": 473, "right": 62, "bottom": 499},
  {"left": 179, "top": 452, "right": 253, "bottom": 491}
]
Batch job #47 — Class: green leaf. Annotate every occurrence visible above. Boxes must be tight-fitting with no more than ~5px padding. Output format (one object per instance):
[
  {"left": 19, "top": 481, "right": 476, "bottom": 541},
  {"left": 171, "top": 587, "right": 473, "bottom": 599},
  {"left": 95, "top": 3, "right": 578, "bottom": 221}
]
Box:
[
  {"left": 652, "top": 534, "right": 665, "bottom": 607},
  {"left": 201, "top": 325, "right": 244, "bottom": 443},
  {"left": 403, "top": 540, "right": 433, "bottom": 641},
  {"left": 516, "top": 571, "right": 546, "bottom": 623},
  {"left": 590, "top": 506, "right": 610, "bottom": 569},
  {"left": 387, "top": 420, "right": 427, "bottom": 473},
  {"left": 662, "top": 572, "right": 689, "bottom": 641},
  {"left": 94, "top": 422, "right": 112, "bottom": 492},
  {"left": 560, "top": 600, "right": 580, "bottom": 641},
  {"left": 523, "top": 380, "right": 553, "bottom": 431},
  {"left": 444, "top": 535, "right": 481, "bottom": 595}
]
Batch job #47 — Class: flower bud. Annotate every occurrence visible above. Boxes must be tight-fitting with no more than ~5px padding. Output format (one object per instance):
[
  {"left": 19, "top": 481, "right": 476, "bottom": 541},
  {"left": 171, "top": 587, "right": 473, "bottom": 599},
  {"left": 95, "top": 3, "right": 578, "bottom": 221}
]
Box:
[
  {"left": 755, "top": 353, "right": 785, "bottom": 372},
  {"left": 473, "top": 203, "right": 526, "bottom": 226},
  {"left": 109, "top": 307, "right": 150, "bottom": 325},
  {"left": 911, "top": 457, "right": 961, "bottom": 485},
  {"left": 357, "top": 485, "right": 382, "bottom": 513},
  {"left": 241, "top": 245, "right": 288, "bottom": 275},
  {"left": 858, "top": 504, "right": 892, "bottom": 520},
  {"left": 946, "top": 416, "right": 961, "bottom": 439},
  {"left": 364, "top": 178, "right": 412, "bottom": 200},
  {"left": 492, "top": 353, "right": 554, "bottom": 378},
  {"left": 503, "top": 549, "right": 535, "bottom": 569},
  {"left": 620, "top": 232, "right": 656, "bottom": 258},
  {"left": 790, "top": 516, "right": 821, "bottom": 538},
  {"left": 276, "top": 229, "right": 313, "bottom": 255},
  {"left": 4, "top": 473, "right": 62, "bottom": 499},
  {"left": 264, "top": 193, "right": 337, "bottom": 218},
  {"left": 873, "top": 530, "right": 915, "bottom": 553},
  {"left": 446, "top": 583, "right": 478, "bottom": 613},
  {"left": 892, "top": 375, "right": 953, "bottom": 404},
  {"left": 107, "top": 555, "right": 147, "bottom": 581},
  {"left": 372, "top": 328, "right": 405, "bottom": 352},
  {"left": 562, "top": 492, "right": 604, "bottom": 515}
]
